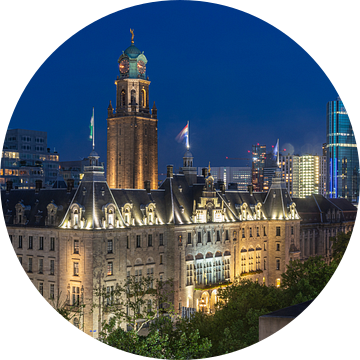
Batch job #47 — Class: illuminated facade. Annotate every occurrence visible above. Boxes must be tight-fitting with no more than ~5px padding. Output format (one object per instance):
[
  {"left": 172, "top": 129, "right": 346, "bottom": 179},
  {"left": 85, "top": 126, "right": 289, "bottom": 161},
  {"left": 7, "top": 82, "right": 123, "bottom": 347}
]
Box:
[
  {"left": 106, "top": 36, "right": 158, "bottom": 190},
  {"left": 326, "top": 97, "right": 359, "bottom": 202},
  {"left": 2, "top": 150, "right": 356, "bottom": 335},
  {"left": 1, "top": 129, "right": 59, "bottom": 190}
]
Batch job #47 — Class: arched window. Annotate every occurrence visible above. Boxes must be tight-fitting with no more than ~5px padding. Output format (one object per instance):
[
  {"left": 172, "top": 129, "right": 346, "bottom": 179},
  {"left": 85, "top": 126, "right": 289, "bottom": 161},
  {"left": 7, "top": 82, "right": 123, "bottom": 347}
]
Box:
[
  {"left": 131, "top": 90, "right": 136, "bottom": 105},
  {"left": 141, "top": 88, "right": 146, "bottom": 108},
  {"left": 121, "top": 90, "right": 126, "bottom": 107}
]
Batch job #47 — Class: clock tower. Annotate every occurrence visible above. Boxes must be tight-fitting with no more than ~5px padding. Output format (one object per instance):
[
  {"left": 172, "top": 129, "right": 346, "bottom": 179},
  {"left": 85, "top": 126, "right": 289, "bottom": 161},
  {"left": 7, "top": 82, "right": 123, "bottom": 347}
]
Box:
[{"left": 107, "top": 31, "right": 158, "bottom": 189}]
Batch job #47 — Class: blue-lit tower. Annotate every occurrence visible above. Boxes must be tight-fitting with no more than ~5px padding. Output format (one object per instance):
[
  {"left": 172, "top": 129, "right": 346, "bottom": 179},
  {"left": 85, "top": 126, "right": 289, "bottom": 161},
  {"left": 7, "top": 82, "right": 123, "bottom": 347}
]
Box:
[{"left": 326, "top": 97, "right": 359, "bottom": 203}]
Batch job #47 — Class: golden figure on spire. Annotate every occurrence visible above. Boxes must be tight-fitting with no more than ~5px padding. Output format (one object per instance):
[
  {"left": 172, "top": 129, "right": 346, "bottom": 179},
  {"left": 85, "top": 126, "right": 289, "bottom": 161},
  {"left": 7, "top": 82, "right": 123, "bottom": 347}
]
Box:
[
  {"left": 130, "top": 28, "right": 134, "bottom": 44},
  {"left": 208, "top": 161, "right": 211, "bottom": 174}
]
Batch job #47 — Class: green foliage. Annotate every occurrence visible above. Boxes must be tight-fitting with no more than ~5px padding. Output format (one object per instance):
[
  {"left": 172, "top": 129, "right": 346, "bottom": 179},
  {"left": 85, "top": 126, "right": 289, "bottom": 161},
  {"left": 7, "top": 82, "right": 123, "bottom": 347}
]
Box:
[
  {"left": 330, "top": 231, "right": 352, "bottom": 265},
  {"left": 281, "top": 256, "right": 338, "bottom": 305},
  {"left": 93, "top": 276, "right": 174, "bottom": 333},
  {"left": 51, "top": 291, "right": 85, "bottom": 323},
  {"left": 100, "top": 317, "right": 211, "bottom": 359}
]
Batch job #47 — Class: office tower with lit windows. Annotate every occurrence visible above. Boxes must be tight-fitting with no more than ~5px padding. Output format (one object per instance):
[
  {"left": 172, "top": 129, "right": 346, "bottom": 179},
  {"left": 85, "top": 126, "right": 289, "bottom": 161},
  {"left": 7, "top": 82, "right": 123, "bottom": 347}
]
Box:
[
  {"left": 1, "top": 129, "right": 59, "bottom": 190},
  {"left": 252, "top": 144, "right": 266, "bottom": 191},
  {"left": 278, "top": 155, "right": 299, "bottom": 197},
  {"left": 197, "top": 166, "right": 252, "bottom": 191},
  {"left": 326, "top": 97, "right": 359, "bottom": 202}
]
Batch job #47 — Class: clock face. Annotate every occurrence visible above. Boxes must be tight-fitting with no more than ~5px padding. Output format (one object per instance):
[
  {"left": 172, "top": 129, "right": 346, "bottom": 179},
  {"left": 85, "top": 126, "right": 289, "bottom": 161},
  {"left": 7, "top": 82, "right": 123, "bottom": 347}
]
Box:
[
  {"left": 119, "top": 59, "right": 129, "bottom": 74},
  {"left": 137, "top": 60, "right": 146, "bottom": 74}
]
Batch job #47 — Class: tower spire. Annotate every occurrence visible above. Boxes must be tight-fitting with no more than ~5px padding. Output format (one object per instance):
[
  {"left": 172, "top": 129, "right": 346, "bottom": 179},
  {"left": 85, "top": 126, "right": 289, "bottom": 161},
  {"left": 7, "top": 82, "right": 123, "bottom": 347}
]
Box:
[{"left": 130, "top": 28, "right": 134, "bottom": 44}]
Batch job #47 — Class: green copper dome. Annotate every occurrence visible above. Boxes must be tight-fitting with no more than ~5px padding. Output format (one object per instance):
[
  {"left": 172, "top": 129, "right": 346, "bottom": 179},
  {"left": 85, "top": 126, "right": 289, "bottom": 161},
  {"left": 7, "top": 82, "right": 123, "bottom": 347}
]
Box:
[{"left": 124, "top": 44, "right": 141, "bottom": 58}]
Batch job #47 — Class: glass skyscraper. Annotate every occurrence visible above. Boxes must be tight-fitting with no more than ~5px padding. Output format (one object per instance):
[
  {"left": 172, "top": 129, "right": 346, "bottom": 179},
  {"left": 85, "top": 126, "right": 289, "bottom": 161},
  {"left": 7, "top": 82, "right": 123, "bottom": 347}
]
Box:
[{"left": 326, "top": 97, "right": 359, "bottom": 202}]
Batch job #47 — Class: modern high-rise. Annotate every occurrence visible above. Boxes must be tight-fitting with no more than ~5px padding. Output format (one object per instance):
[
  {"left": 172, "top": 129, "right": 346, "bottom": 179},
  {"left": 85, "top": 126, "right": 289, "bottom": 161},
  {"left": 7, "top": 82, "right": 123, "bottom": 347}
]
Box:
[
  {"left": 1, "top": 129, "right": 59, "bottom": 190},
  {"left": 252, "top": 144, "right": 266, "bottom": 191},
  {"left": 326, "top": 97, "right": 359, "bottom": 202},
  {"left": 107, "top": 33, "right": 158, "bottom": 189}
]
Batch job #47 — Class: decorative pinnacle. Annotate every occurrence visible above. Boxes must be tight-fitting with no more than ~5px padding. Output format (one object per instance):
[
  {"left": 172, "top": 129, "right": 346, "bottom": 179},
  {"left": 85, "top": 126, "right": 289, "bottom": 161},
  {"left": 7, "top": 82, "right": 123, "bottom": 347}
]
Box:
[{"left": 130, "top": 28, "right": 134, "bottom": 44}]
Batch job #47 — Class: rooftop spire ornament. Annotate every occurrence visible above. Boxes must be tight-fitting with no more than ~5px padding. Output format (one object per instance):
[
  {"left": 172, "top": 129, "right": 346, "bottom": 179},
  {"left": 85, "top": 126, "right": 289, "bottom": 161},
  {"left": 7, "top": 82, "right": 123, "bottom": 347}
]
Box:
[{"left": 130, "top": 28, "right": 134, "bottom": 44}]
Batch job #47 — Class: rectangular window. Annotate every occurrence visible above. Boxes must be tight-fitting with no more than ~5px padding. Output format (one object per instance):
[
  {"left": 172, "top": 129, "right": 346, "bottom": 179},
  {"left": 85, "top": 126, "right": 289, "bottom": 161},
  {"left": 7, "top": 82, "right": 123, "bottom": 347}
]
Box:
[
  {"left": 276, "top": 243, "right": 280, "bottom": 251},
  {"left": 291, "top": 226, "right": 294, "bottom": 235},
  {"left": 276, "top": 227, "right": 281, "bottom": 236},
  {"left": 249, "top": 228, "right": 253, "bottom": 237},
  {"left": 197, "top": 232, "right": 202, "bottom": 244},
  {"left": 38, "top": 258, "right": 43, "bottom": 274},
  {"left": 233, "top": 231, "right": 237, "bottom": 241},
  {"left": 28, "top": 236, "right": 33, "bottom": 249},
  {"left": 39, "top": 282, "right": 44, "bottom": 296},
  {"left": 74, "top": 240, "right": 79, "bottom": 254},
  {"left": 28, "top": 257, "right": 33, "bottom": 273},
  {"left": 107, "top": 262, "right": 113, "bottom": 276},
  {"left": 39, "top": 236, "right": 44, "bottom": 250},
  {"left": 18, "top": 235, "right": 23, "bottom": 249},
  {"left": 72, "top": 286, "right": 80, "bottom": 305},
  {"left": 18, "top": 256, "right": 22, "bottom": 265},
  {"left": 148, "top": 234, "right": 153, "bottom": 247},
  {"left": 160, "top": 254, "right": 163, "bottom": 264},
  {"left": 136, "top": 235, "right": 141, "bottom": 248},
  {"left": 107, "top": 239, "right": 113, "bottom": 254},
  {"left": 242, "top": 228, "right": 245, "bottom": 238},
  {"left": 225, "top": 230, "right": 229, "bottom": 240},
  {"left": 50, "top": 237, "right": 55, "bottom": 251},
  {"left": 50, "top": 284, "right": 55, "bottom": 299},
  {"left": 159, "top": 233, "right": 164, "bottom": 246},
  {"left": 127, "top": 236, "right": 130, "bottom": 249},
  {"left": 187, "top": 233, "right": 192, "bottom": 245},
  {"left": 263, "top": 227, "right": 267, "bottom": 236},
  {"left": 256, "top": 227, "right": 260, "bottom": 237},
  {"left": 217, "top": 230, "right": 220, "bottom": 242},
  {"left": 276, "top": 259, "right": 280, "bottom": 271},
  {"left": 207, "top": 231, "right": 211, "bottom": 243},
  {"left": 50, "top": 260, "right": 55, "bottom": 275},
  {"left": 9, "top": 234, "right": 12, "bottom": 243},
  {"left": 73, "top": 262, "right": 79, "bottom": 276},
  {"left": 264, "top": 258, "right": 266, "bottom": 270}
]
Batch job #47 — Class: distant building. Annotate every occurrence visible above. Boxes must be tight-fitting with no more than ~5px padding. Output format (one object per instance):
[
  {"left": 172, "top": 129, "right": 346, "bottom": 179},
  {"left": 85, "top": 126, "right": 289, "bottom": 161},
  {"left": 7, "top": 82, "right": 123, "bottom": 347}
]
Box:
[
  {"left": 1, "top": 129, "right": 59, "bottom": 190},
  {"left": 59, "top": 158, "right": 92, "bottom": 187},
  {"left": 252, "top": 144, "right": 266, "bottom": 192},
  {"left": 197, "top": 166, "right": 252, "bottom": 191},
  {"left": 326, "top": 97, "right": 359, "bottom": 202},
  {"left": 259, "top": 300, "right": 313, "bottom": 341}
]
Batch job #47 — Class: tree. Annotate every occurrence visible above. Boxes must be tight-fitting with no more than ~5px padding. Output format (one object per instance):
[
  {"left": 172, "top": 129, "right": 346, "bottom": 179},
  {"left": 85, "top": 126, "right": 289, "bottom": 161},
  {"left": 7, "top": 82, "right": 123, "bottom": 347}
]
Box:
[
  {"left": 100, "top": 317, "right": 211, "bottom": 359},
  {"left": 94, "top": 275, "right": 174, "bottom": 333},
  {"left": 51, "top": 291, "right": 85, "bottom": 324},
  {"left": 281, "top": 256, "right": 338, "bottom": 305},
  {"left": 330, "top": 231, "right": 352, "bottom": 265}
]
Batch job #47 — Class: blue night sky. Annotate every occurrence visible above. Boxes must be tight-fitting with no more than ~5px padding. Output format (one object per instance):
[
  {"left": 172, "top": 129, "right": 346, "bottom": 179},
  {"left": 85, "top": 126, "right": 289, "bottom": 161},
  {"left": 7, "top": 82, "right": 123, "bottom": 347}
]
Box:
[{"left": 7, "top": 1, "right": 338, "bottom": 175}]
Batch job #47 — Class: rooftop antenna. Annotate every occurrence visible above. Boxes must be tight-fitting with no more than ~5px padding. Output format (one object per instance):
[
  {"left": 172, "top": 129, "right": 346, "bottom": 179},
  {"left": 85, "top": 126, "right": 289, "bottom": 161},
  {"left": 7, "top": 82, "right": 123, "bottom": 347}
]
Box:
[{"left": 277, "top": 139, "right": 280, "bottom": 167}]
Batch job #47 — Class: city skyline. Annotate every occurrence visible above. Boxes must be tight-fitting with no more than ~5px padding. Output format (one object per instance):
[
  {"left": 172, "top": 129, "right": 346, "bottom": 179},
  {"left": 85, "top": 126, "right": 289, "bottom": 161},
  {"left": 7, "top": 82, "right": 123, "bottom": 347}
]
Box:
[{"left": 4, "top": 1, "right": 343, "bottom": 174}]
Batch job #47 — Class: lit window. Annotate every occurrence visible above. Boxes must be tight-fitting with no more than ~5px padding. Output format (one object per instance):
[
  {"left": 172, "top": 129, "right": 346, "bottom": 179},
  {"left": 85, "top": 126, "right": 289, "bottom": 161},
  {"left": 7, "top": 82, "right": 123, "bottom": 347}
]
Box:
[
  {"left": 276, "top": 278, "right": 281, "bottom": 288},
  {"left": 73, "top": 262, "right": 79, "bottom": 276},
  {"left": 107, "top": 262, "right": 113, "bottom": 276}
]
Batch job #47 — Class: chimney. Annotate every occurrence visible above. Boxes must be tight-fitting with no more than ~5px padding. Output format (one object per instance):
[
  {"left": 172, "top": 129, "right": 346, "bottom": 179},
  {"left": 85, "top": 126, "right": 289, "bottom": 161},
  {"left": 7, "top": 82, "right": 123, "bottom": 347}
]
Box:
[
  {"left": 144, "top": 180, "right": 151, "bottom": 194},
  {"left": 167, "top": 165, "right": 173, "bottom": 178},
  {"left": 6, "top": 180, "right": 13, "bottom": 193},
  {"left": 67, "top": 178, "right": 74, "bottom": 193},
  {"left": 35, "top": 180, "right": 42, "bottom": 193},
  {"left": 248, "top": 184, "right": 253, "bottom": 195},
  {"left": 202, "top": 167, "right": 208, "bottom": 178}
]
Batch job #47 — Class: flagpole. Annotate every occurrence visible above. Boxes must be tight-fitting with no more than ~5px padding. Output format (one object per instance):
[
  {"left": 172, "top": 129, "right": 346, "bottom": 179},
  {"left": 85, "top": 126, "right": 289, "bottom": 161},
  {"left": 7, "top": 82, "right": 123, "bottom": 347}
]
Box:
[
  {"left": 187, "top": 121, "right": 189, "bottom": 150},
  {"left": 277, "top": 138, "right": 279, "bottom": 167},
  {"left": 92, "top": 107, "right": 95, "bottom": 150}
]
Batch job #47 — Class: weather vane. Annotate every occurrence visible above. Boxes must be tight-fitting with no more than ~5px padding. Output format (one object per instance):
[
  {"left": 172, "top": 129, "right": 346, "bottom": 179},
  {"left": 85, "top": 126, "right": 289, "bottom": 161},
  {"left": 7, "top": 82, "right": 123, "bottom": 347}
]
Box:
[{"left": 130, "top": 28, "right": 134, "bottom": 44}]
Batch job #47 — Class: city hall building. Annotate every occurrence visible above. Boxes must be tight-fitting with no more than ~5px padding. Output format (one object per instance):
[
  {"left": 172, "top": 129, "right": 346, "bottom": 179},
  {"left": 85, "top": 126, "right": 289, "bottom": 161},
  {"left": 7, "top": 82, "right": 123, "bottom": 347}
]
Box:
[{"left": 2, "top": 34, "right": 357, "bottom": 336}]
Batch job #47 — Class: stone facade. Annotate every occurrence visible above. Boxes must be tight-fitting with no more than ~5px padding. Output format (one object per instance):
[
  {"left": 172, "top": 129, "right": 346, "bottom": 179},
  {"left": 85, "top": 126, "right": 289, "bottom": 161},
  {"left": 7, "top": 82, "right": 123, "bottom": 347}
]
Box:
[{"left": 3, "top": 154, "right": 356, "bottom": 336}]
